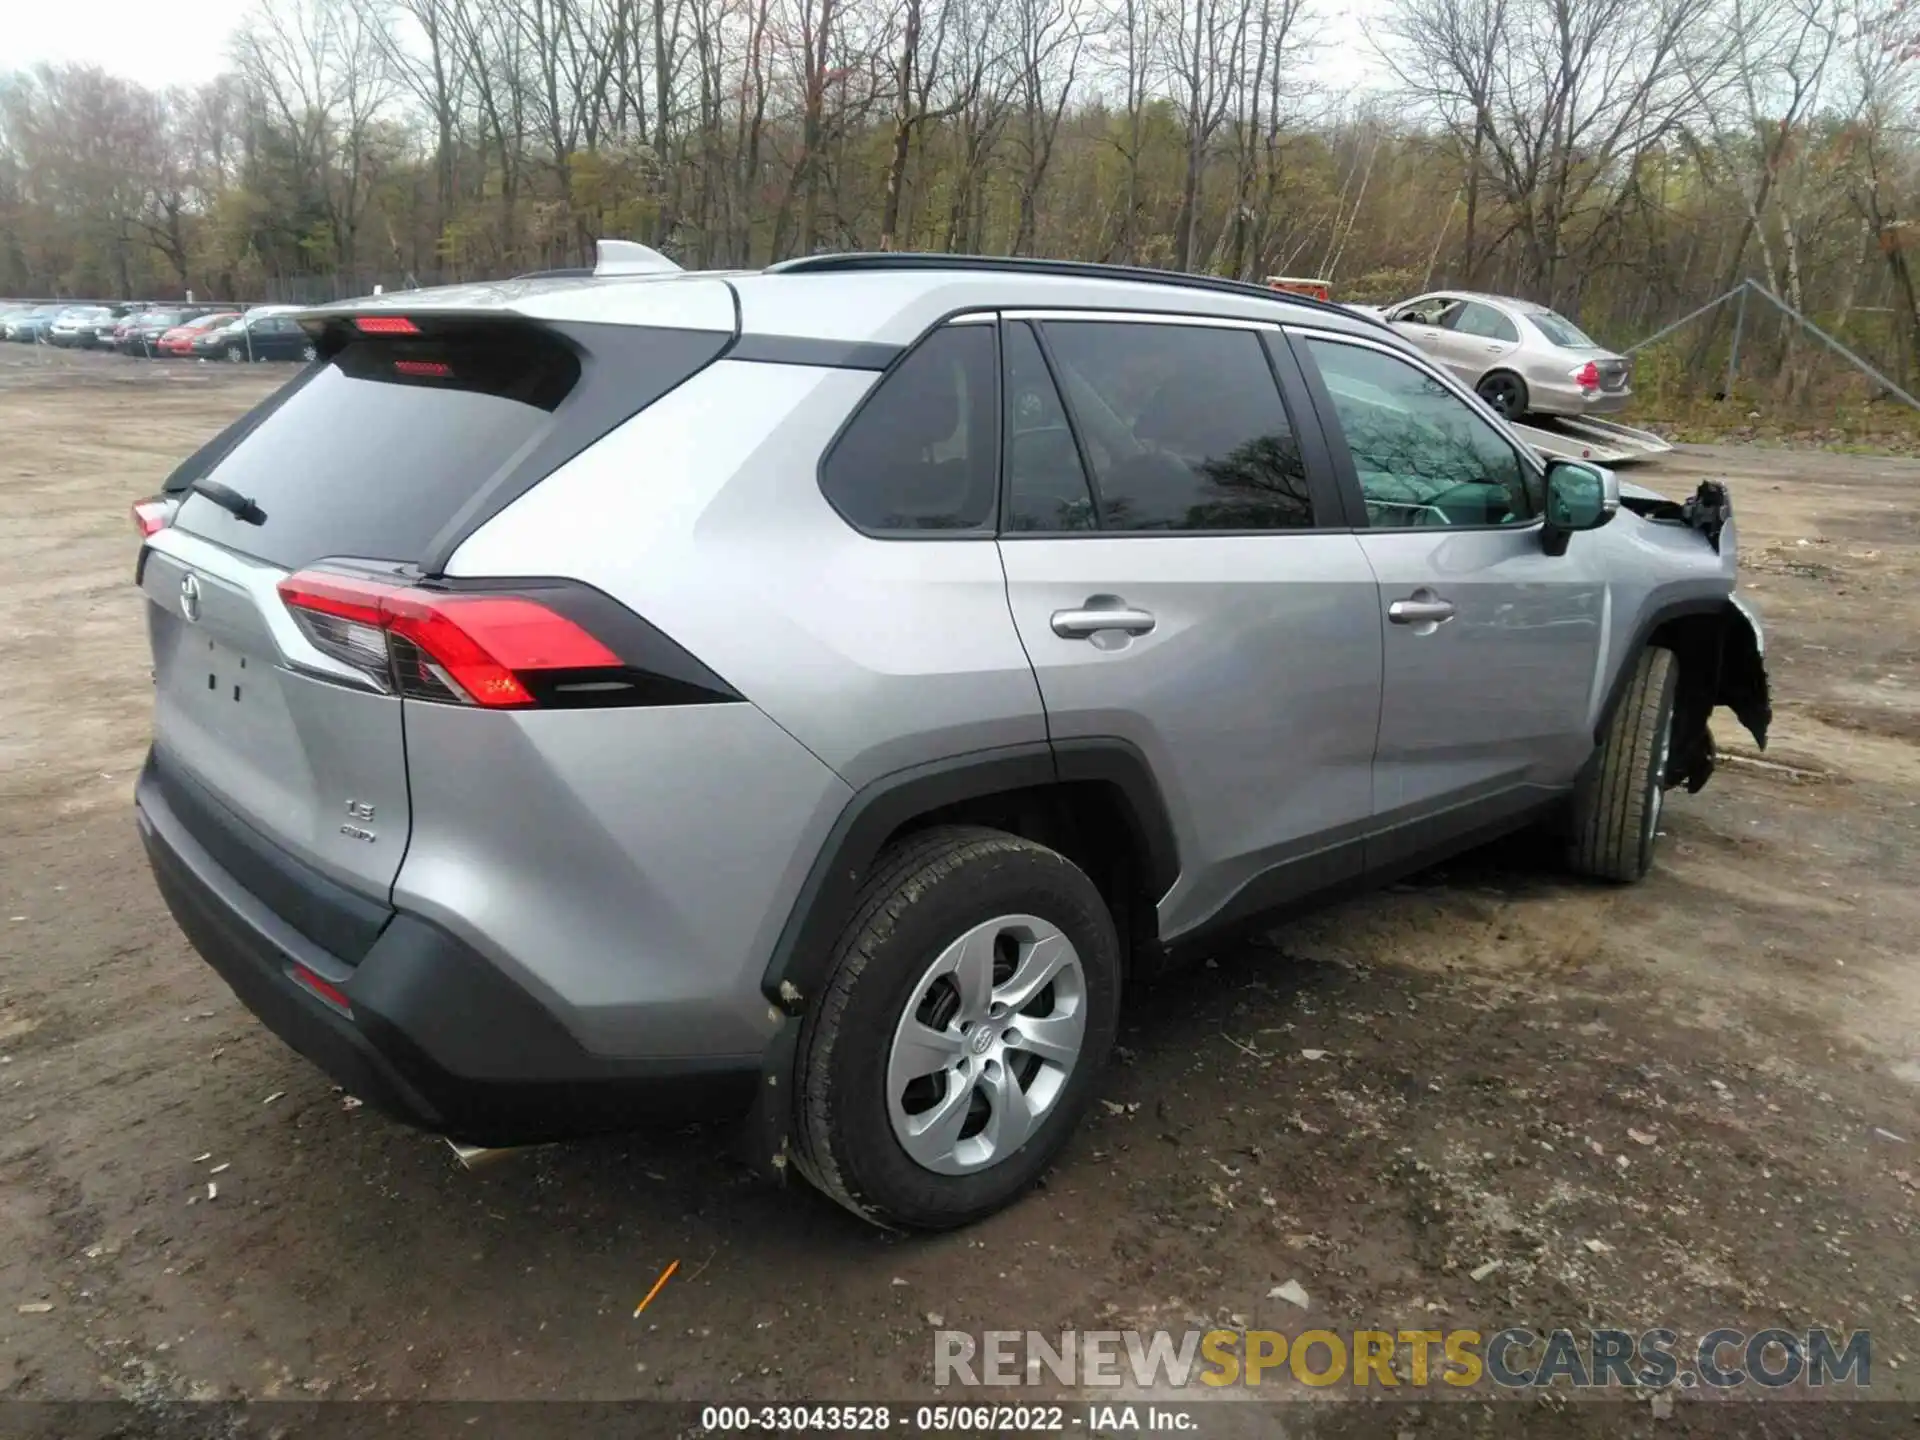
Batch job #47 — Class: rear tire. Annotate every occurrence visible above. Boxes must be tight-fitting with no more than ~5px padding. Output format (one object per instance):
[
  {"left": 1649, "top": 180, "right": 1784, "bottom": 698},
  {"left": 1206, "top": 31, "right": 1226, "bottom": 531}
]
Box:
[
  {"left": 1476, "top": 370, "right": 1530, "bottom": 420},
  {"left": 1569, "top": 647, "right": 1677, "bottom": 883},
  {"left": 793, "top": 826, "right": 1121, "bottom": 1230}
]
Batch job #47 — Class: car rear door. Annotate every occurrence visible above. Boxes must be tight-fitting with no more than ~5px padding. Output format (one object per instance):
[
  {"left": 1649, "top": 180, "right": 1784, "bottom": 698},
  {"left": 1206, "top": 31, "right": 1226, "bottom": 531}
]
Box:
[
  {"left": 1450, "top": 301, "right": 1521, "bottom": 381},
  {"left": 1287, "top": 327, "right": 1607, "bottom": 869},
  {"left": 995, "top": 311, "right": 1383, "bottom": 941}
]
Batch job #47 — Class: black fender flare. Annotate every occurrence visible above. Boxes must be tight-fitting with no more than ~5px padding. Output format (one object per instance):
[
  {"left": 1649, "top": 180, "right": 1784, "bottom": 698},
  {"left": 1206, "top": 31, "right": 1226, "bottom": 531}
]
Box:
[
  {"left": 738, "top": 738, "right": 1177, "bottom": 1180},
  {"left": 758, "top": 738, "right": 1179, "bottom": 1016}
]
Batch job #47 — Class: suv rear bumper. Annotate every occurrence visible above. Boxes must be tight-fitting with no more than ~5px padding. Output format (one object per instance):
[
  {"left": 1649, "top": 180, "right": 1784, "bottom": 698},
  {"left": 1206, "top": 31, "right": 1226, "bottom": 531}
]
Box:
[{"left": 135, "top": 753, "right": 760, "bottom": 1145}]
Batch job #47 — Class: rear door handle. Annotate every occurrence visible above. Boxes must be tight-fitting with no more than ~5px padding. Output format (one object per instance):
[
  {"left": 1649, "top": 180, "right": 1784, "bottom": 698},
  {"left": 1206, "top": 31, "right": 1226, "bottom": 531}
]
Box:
[
  {"left": 1051, "top": 606, "right": 1156, "bottom": 639},
  {"left": 1388, "top": 595, "right": 1456, "bottom": 625}
]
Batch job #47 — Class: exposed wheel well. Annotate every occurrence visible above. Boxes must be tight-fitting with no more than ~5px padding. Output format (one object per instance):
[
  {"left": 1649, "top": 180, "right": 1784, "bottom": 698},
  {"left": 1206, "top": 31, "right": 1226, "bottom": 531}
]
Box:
[
  {"left": 881, "top": 780, "right": 1162, "bottom": 978},
  {"left": 1641, "top": 611, "right": 1730, "bottom": 791}
]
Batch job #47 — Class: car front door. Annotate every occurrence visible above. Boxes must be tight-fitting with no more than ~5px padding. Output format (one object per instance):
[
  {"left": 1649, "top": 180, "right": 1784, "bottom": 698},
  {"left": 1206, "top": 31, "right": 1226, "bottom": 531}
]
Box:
[
  {"left": 1289, "top": 329, "right": 1608, "bottom": 870},
  {"left": 995, "top": 312, "right": 1384, "bottom": 941},
  {"left": 1387, "top": 295, "right": 1467, "bottom": 375}
]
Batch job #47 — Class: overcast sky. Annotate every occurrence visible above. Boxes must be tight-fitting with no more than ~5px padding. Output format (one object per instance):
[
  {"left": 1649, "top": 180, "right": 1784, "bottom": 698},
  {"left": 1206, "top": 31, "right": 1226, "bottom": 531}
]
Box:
[
  {"left": 11, "top": 0, "right": 257, "bottom": 85},
  {"left": 11, "top": 1, "right": 1392, "bottom": 92}
]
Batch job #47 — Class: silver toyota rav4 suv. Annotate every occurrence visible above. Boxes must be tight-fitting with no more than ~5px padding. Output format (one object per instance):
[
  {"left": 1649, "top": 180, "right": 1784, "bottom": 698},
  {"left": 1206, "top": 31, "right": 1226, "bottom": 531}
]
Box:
[{"left": 133, "top": 251, "right": 1770, "bottom": 1230}]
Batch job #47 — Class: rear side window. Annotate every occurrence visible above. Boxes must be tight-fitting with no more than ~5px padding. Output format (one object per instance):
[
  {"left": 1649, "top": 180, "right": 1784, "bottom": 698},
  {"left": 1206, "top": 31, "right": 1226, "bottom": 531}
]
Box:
[
  {"left": 820, "top": 324, "right": 998, "bottom": 534},
  {"left": 1041, "top": 321, "right": 1314, "bottom": 532},
  {"left": 167, "top": 321, "right": 727, "bottom": 571},
  {"left": 1002, "top": 321, "right": 1096, "bottom": 533},
  {"left": 1454, "top": 302, "right": 1518, "bottom": 343}
]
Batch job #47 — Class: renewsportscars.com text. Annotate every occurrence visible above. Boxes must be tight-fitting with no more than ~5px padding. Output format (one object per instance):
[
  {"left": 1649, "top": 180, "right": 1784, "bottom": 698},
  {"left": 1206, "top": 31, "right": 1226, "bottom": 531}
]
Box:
[{"left": 934, "top": 1326, "right": 1871, "bottom": 1390}]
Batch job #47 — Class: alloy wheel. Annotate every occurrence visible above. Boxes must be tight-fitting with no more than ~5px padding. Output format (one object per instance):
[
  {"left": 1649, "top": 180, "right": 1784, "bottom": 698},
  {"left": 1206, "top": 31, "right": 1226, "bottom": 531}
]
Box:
[{"left": 1479, "top": 375, "right": 1524, "bottom": 418}]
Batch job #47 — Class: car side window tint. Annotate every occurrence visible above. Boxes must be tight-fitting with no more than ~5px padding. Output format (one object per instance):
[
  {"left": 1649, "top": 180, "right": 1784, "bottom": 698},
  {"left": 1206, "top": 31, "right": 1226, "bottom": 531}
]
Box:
[
  {"left": 1042, "top": 321, "right": 1314, "bottom": 532},
  {"left": 820, "top": 324, "right": 998, "bottom": 534},
  {"left": 1002, "top": 321, "right": 1097, "bottom": 533},
  {"left": 1454, "top": 302, "right": 1518, "bottom": 344},
  {"left": 1303, "top": 339, "right": 1542, "bottom": 529}
]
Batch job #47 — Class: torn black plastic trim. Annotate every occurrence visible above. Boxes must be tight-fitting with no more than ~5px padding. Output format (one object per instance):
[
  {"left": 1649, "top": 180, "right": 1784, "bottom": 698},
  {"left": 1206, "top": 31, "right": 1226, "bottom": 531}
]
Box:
[
  {"left": 1718, "top": 597, "right": 1772, "bottom": 750},
  {"left": 1620, "top": 600, "right": 1771, "bottom": 797},
  {"left": 1619, "top": 479, "right": 1734, "bottom": 552}
]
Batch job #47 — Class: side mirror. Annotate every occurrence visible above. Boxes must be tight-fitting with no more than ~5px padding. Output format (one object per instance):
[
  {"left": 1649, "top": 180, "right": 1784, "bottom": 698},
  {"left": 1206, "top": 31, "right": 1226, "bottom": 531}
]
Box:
[{"left": 1541, "top": 460, "right": 1619, "bottom": 556}]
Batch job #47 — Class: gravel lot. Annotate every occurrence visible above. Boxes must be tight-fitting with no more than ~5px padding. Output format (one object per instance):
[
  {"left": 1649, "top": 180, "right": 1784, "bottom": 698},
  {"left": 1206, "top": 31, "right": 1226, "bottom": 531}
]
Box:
[{"left": 1, "top": 344, "right": 1916, "bottom": 1434}]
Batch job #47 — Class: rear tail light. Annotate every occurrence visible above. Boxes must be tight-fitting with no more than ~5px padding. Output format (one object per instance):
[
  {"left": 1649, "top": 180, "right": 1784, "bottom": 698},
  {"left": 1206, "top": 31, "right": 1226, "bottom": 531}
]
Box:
[
  {"left": 1572, "top": 360, "right": 1601, "bottom": 392},
  {"left": 132, "top": 497, "right": 177, "bottom": 538},
  {"left": 278, "top": 570, "right": 622, "bottom": 708}
]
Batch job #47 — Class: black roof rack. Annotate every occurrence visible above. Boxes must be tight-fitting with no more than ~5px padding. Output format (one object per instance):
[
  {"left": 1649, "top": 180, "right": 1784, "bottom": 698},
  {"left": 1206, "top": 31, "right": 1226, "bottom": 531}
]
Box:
[{"left": 764, "top": 252, "right": 1376, "bottom": 325}]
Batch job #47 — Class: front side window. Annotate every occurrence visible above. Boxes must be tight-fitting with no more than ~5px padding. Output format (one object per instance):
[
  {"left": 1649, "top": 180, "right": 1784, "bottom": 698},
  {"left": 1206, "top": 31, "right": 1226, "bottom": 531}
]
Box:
[
  {"left": 820, "top": 324, "right": 998, "bottom": 534},
  {"left": 1302, "top": 338, "right": 1541, "bottom": 529},
  {"left": 1393, "top": 296, "right": 1464, "bottom": 328},
  {"left": 1040, "top": 321, "right": 1313, "bottom": 532}
]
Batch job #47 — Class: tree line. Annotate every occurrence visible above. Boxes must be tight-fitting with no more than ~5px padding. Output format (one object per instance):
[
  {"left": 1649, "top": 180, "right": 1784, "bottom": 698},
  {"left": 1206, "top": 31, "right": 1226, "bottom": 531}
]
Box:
[{"left": 2, "top": 0, "right": 1917, "bottom": 396}]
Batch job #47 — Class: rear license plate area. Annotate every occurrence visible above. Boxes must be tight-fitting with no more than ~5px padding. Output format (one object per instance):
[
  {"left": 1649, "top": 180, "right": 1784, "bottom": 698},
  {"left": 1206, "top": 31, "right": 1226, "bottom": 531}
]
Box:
[{"left": 181, "top": 633, "right": 255, "bottom": 710}]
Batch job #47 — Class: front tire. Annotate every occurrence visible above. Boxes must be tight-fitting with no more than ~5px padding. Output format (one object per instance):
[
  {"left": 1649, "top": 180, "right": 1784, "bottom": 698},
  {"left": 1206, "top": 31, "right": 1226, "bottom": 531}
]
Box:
[
  {"left": 225, "top": 343, "right": 245, "bottom": 362},
  {"left": 1569, "top": 647, "right": 1677, "bottom": 882},
  {"left": 793, "top": 826, "right": 1121, "bottom": 1230}
]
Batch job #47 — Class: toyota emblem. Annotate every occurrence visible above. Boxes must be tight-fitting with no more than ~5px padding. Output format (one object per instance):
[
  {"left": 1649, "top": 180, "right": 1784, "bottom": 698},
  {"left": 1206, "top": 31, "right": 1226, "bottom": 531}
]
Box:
[{"left": 179, "top": 572, "right": 202, "bottom": 623}]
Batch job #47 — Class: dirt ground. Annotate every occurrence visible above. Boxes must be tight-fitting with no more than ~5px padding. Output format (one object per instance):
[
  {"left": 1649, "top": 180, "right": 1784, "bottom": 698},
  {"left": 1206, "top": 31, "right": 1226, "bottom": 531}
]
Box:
[{"left": 1, "top": 343, "right": 1916, "bottom": 1434}]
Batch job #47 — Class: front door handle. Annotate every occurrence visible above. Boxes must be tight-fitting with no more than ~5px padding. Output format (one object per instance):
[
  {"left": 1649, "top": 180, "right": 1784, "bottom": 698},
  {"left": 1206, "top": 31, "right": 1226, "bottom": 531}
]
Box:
[
  {"left": 1051, "top": 605, "right": 1156, "bottom": 639},
  {"left": 1388, "top": 594, "right": 1456, "bottom": 626}
]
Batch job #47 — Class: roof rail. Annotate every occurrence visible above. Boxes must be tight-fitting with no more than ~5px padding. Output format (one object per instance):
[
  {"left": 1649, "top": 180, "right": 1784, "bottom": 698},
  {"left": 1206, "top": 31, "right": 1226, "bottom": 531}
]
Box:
[
  {"left": 764, "top": 252, "right": 1375, "bottom": 324},
  {"left": 510, "top": 266, "right": 595, "bottom": 281}
]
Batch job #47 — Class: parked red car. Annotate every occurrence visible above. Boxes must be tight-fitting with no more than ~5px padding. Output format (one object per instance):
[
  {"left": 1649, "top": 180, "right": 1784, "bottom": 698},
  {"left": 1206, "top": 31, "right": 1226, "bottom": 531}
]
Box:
[{"left": 155, "top": 312, "right": 240, "bottom": 356}]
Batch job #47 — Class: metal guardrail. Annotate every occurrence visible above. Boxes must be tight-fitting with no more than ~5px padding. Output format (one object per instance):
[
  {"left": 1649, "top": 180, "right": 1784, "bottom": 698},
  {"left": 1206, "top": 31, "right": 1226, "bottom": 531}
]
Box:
[{"left": 1625, "top": 278, "right": 1920, "bottom": 413}]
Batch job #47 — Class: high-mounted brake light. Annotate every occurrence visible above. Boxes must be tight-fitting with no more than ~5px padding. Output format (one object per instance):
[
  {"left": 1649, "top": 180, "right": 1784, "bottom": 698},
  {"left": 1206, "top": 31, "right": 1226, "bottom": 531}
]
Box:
[
  {"left": 132, "top": 497, "right": 175, "bottom": 538},
  {"left": 1572, "top": 360, "right": 1601, "bottom": 392},
  {"left": 392, "top": 359, "right": 452, "bottom": 378},
  {"left": 353, "top": 315, "right": 420, "bottom": 335},
  {"left": 278, "top": 570, "right": 621, "bottom": 708}
]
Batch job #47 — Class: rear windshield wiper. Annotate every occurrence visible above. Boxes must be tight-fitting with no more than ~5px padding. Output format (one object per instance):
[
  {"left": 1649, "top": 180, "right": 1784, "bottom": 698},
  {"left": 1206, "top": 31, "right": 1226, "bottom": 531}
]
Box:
[{"left": 189, "top": 478, "right": 266, "bottom": 526}]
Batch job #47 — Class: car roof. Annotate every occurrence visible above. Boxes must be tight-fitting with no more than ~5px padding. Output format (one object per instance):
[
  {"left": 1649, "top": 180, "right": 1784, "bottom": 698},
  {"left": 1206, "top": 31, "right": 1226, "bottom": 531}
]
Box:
[
  {"left": 299, "top": 254, "right": 1398, "bottom": 349},
  {"left": 1421, "top": 289, "right": 1556, "bottom": 316}
]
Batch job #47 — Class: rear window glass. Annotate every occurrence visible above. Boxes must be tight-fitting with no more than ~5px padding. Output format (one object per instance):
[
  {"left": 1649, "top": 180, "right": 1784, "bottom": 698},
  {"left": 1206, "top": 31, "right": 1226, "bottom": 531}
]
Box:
[{"left": 170, "top": 331, "right": 583, "bottom": 569}]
